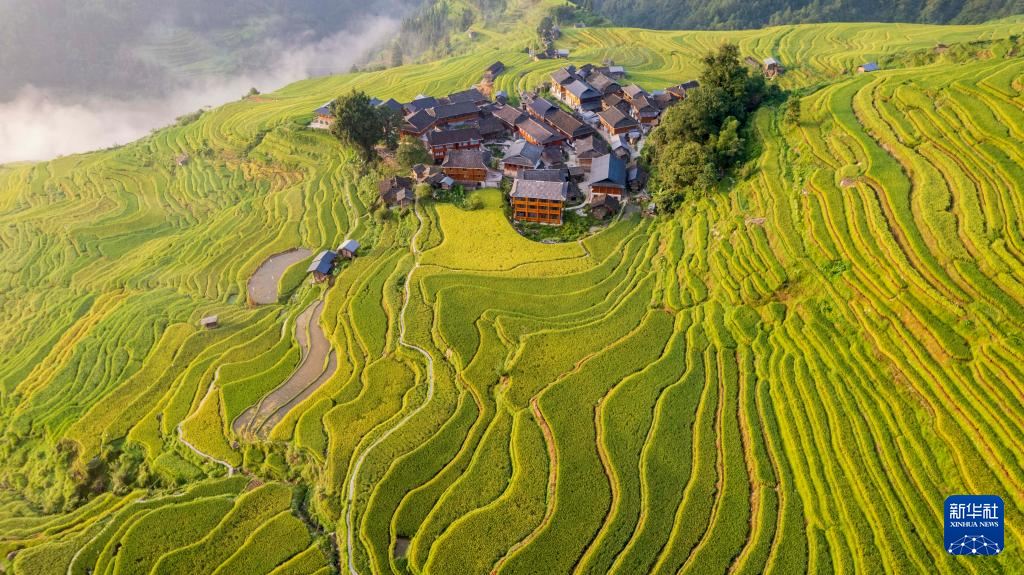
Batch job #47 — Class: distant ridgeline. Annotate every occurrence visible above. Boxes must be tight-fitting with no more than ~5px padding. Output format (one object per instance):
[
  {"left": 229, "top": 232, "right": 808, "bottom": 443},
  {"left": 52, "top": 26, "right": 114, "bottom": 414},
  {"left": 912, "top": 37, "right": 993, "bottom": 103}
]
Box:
[
  {"left": 571, "top": 0, "right": 1024, "bottom": 29},
  {"left": 0, "top": 0, "right": 423, "bottom": 99}
]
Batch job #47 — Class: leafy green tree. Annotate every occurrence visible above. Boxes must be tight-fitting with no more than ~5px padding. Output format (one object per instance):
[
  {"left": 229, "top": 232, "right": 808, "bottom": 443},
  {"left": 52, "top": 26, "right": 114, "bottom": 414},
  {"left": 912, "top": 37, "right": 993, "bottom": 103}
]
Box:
[
  {"left": 330, "top": 90, "right": 385, "bottom": 160},
  {"left": 396, "top": 136, "right": 432, "bottom": 170},
  {"left": 786, "top": 97, "right": 802, "bottom": 125}
]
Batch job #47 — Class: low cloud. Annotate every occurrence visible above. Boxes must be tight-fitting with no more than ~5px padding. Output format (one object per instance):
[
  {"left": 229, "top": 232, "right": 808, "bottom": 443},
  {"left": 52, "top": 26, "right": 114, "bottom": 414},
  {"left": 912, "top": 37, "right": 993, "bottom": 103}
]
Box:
[{"left": 0, "top": 17, "right": 399, "bottom": 164}]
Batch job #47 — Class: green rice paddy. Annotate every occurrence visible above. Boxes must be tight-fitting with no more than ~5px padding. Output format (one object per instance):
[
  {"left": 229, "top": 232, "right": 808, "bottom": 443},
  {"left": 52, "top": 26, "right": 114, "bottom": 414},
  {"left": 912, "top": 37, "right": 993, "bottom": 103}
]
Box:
[{"left": 1, "top": 9, "right": 1023, "bottom": 575}]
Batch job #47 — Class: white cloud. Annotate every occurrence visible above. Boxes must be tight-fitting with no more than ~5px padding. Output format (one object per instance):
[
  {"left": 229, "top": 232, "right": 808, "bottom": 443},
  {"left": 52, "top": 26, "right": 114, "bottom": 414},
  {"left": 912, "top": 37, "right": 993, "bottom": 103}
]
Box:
[{"left": 0, "top": 17, "right": 399, "bottom": 164}]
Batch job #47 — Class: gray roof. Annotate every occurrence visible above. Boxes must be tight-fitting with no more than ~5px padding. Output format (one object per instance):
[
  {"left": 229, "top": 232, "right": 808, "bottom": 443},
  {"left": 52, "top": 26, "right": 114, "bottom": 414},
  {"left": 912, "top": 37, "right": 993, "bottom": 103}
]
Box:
[
  {"left": 551, "top": 68, "right": 577, "bottom": 86},
  {"left": 545, "top": 109, "right": 592, "bottom": 138},
  {"left": 447, "top": 88, "right": 487, "bottom": 104},
  {"left": 404, "top": 109, "right": 436, "bottom": 132},
  {"left": 493, "top": 105, "right": 526, "bottom": 127},
  {"left": 589, "top": 154, "right": 626, "bottom": 188},
  {"left": 588, "top": 73, "right": 620, "bottom": 94},
  {"left": 527, "top": 97, "right": 558, "bottom": 118},
  {"left": 565, "top": 79, "right": 601, "bottom": 100},
  {"left": 427, "top": 127, "right": 482, "bottom": 146},
  {"left": 575, "top": 134, "right": 608, "bottom": 158},
  {"left": 308, "top": 250, "right": 337, "bottom": 274},
  {"left": 442, "top": 148, "right": 488, "bottom": 169},
  {"left": 503, "top": 139, "right": 542, "bottom": 167},
  {"left": 518, "top": 117, "right": 563, "bottom": 145},
  {"left": 764, "top": 57, "right": 780, "bottom": 66},
  {"left": 405, "top": 96, "right": 439, "bottom": 113},
  {"left": 622, "top": 84, "right": 647, "bottom": 100},
  {"left": 598, "top": 106, "right": 639, "bottom": 130},
  {"left": 521, "top": 168, "right": 567, "bottom": 182},
  {"left": 430, "top": 101, "right": 481, "bottom": 121},
  {"left": 338, "top": 239, "right": 361, "bottom": 253},
  {"left": 510, "top": 179, "right": 568, "bottom": 201},
  {"left": 378, "top": 98, "right": 404, "bottom": 113}
]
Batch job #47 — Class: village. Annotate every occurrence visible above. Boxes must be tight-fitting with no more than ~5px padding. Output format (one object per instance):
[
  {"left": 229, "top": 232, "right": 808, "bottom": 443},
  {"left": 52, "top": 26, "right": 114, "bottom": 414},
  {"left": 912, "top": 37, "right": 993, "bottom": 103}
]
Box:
[
  {"left": 310, "top": 59, "right": 710, "bottom": 231},
  {"left": 299, "top": 51, "right": 880, "bottom": 280}
]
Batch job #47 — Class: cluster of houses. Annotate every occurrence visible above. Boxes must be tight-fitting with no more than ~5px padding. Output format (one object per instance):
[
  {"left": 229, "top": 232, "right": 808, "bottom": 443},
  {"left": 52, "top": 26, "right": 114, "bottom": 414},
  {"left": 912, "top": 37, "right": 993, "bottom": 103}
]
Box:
[{"left": 311, "top": 60, "right": 700, "bottom": 227}]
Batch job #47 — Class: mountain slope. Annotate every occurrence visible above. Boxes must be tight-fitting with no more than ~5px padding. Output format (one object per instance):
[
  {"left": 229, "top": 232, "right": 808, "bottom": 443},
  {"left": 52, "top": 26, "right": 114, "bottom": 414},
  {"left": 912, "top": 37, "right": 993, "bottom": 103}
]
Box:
[
  {"left": 576, "top": 0, "right": 1024, "bottom": 30},
  {"left": 1, "top": 13, "right": 1024, "bottom": 575}
]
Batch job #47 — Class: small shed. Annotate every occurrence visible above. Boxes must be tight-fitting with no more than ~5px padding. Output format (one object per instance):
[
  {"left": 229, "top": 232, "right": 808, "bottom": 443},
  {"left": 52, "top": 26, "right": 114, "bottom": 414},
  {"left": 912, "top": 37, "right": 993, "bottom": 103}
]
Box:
[
  {"left": 175, "top": 154, "right": 190, "bottom": 167},
  {"left": 857, "top": 62, "right": 880, "bottom": 73},
  {"left": 199, "top": 315, "right": 219, "bottom": 329},
  {"left": 588, "top": 193, "right": 621, "bottom": 220},
  {"left": 338, "top": 239, "right": 361, "bottom": 259},
  {"left": 763, "top": 57, "right": 781, "bottom": 78},
  {"left": 307, "top": 250, "right": 338, "bottom": 283}
]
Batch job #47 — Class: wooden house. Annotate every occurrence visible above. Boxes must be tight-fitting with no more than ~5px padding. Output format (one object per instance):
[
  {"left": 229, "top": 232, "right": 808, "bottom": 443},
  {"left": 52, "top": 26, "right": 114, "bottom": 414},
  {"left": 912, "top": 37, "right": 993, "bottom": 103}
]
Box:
[
  {"left": 510, "top": 179, "right": 568, "bottom": 225},
  {"left": 588, "top": 193, "right": 620, "bottom": 220},
  {"left": 493, "top": 104, "right": 526, "bottom": 130},
  {"left": 545, "top": 109, "right": 594, "bottom": 140},
  {"left": 517, "top": 117, "right": 565, "bottom": 147},
  {"left": 763, "top": 57, "right": 781, "bottom": 78},
  {"left": 588, "top": 154, "right": 626, "bottom": 195},
  {"left": 484, "top": 61, "right": 505, "bottom": 82},
  {"left": 526, "top": 96, "right": 558, "bottom": 120},
  {"left": 630, "top": 93, "right": 661, "bottom": 126},
  {"left": 588, "top": 72, "right": 621, "bottom": 96},
  {"left": 442, "top": 149, "right": 489, "bottom": 187},
  {"left": 574, "top": 134, "right": 609, "bottom": 168},
  {"left": 310, "top": 102, "right": 334, "bottom": 130},
  {"left": 429, "top": 101, "right": 481, "bottom": 127},
  {"left": 562, "top": 79, "right": 602, "bottom": 111},
  {"left": 338, "top": 239, "right": 360, "bottom": 259},
  {"left": 598, "top": 106, "right": 639, "bottom": 135},
  {"left": 427, "top": 127, "right": 482, "bottom": 161},
  {"left": 307, "top": 250, "right": 338, "bottom": 283},
  {"left": 199, "top": 315, "right": 219, "bottom": 329},
  {"left": 401, "top": 109, "right": 437, "bottom": 136},
  {"left": 404, "top": 95, "right": 439, "bottom": 115},
  {"left": 446, "top": 87, "right": 488, "bottom": 106},
  {"left": 379, "top": 176, "right": 415, "bottom": 207},
  {"left": 501, "top": 139, "right": 542, "bottom": 176}
]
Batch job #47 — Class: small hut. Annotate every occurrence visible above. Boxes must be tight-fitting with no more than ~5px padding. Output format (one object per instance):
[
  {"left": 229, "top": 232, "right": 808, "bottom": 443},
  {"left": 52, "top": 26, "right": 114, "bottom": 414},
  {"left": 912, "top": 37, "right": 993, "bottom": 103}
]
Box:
[
  {"left": 338, "top": 239, "right": 361, "bottom": 259},
  {"left": 199, "top": 315, "right": 219, "bottom": 329},
  {"left": 307, "top": 250, "right": 338, "bottom": 283}
]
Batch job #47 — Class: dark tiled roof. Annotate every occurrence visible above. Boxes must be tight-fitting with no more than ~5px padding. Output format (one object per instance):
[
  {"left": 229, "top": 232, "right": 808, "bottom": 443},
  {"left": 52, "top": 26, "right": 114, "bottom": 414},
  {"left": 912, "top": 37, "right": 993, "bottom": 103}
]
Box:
[
  {"left": 551, "top": 67, "right": 577, "bottom": 86},
  {"left": 446, "top": 88, "right": 487, "bottom": 104},
  {"left": 314, "top": 101, "right": 333, "bottom": 116},
  {"left": 632, "top": 94, "right": 660, "bottom": 116},
  {"left": 493, "top": 105, "right": 526, "bottom": 127},
  {"left": 427, "top": 127, "right": 482, "bottom": 146},
  {"left": 518, "top": 117, "right": 563, "bottom": 145},
  {"left": 430, "top": 101, "right": 481, "bottom": 121},
  {"left": 503, "top": 140, "right": 542, "bottom": 167},
  {"left": 565, "top": 79, "right": 600, "bottom": 100},
  {"left": 602, "top": 94, "right": 630, "bottom": 113},
  {"left": 378, "top": 175, "right": 413, "bottom": 194},
  {"left": 588, "top": 73, "right": 620, "bottom": 94},
  {"left": 405, "top": 96, "right": 439, "bottom": 113},
  {"left": 622, "top": 84, "right": 647, "bottom": 100},
  {"left": 404, "top": 109, "right": 436, "bottom": 132},
  {"left": 486, "top": 61, "right": 505, "bottom": 75},
  {"left": 589, "top": 192, "right": 620, "bottom": 209},
  {"left": 520, "top": 168, "right": 567, "bottom": 182},
  {"left": 575, "top": 134, "right": 609, "bottom": 158},
  {"left": 589, "top": 154, "right": 626, "bottom": 188},
  {"left": 598, "top": 106, "right": 639, "bottom": 130},
  {"left": 546, "top": 109, "right": 592, "bottom": 139},
  {"left": 510, "top": 179, "right": 568, "bottom": 201},
  {"left": 442, "top": 148, "right": 489, "bottom": 170},
  {"left": 476, "top": 115, "right": 505, "bottom": 138},
  {"left": 378, "top": 98, "right": 404, "bottom": 113},
  {"left": 527, "top": 97, "right": 557, "bottom": 118}
]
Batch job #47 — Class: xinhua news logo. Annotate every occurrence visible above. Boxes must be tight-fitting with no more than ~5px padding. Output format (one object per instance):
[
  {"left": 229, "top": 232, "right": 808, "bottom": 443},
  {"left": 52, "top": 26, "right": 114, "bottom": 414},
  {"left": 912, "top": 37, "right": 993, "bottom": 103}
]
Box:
[{"left": 945, "top": 495, "right": 1004, "bottom": 556}]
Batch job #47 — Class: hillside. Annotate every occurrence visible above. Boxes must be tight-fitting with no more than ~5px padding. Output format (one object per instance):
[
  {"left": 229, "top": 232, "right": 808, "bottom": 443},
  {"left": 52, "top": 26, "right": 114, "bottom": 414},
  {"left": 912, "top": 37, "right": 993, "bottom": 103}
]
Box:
[
  {"left": 576, "top": 0, "right": 1024, "bottom": 30},
  {"left": 2, "top": 12, "right": 1024, "bottom": 575}
]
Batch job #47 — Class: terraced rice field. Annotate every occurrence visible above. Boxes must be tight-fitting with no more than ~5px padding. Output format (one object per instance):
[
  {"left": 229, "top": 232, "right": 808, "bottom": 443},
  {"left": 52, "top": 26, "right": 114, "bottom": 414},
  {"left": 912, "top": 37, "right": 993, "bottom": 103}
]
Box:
[{"left": 1, "top": 12, "right": 1023, "bottom": 575}]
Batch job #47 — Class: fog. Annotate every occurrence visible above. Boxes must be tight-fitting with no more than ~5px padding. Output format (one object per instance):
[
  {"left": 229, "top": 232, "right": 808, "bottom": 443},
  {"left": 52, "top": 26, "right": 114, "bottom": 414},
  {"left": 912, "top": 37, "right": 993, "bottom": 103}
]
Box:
[{"left": 0, "top": 17, "right": 399, "bottom": 164}]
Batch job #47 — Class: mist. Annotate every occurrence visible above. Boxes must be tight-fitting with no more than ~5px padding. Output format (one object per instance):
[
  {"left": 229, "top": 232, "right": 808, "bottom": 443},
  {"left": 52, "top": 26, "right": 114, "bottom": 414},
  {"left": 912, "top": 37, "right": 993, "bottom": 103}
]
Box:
[{"left": 0, "top": 17, "right": 400, "bottom": 165}]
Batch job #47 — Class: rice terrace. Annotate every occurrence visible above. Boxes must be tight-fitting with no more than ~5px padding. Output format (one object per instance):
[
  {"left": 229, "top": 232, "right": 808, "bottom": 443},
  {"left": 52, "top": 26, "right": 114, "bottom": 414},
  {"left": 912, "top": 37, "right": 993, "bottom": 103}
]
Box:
[{"left": 1, "top": 1, "right": 1023, "bottom": 574}]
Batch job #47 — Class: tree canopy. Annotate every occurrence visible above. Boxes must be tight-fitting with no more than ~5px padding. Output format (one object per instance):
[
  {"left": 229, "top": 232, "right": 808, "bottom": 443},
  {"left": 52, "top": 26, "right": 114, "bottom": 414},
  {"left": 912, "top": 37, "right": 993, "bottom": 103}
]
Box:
[
  {"left": 645, "top": 43, "right": 778, "bottom": 211},
  {"left": 329, "top": 91, "right": 401, "bottom": 161}
]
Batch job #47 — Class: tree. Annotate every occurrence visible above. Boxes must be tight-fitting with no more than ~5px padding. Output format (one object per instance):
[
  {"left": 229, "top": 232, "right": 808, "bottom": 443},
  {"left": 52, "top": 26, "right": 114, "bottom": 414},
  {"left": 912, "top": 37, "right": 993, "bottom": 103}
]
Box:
[
  {"left": 396, "top": 136, "right": 433, "bottom": 170},
  {"left": 785, "top": 97, "right": 801, "bottom": 125},
  {"left": 329, "top": 90, "right": 385, "bottom": 160},
  {"left": 714, "top": 117, "right": 743, "bottom": 167},
  {"left": 378, "top": 106, "right": 404, "bottom": 151}
]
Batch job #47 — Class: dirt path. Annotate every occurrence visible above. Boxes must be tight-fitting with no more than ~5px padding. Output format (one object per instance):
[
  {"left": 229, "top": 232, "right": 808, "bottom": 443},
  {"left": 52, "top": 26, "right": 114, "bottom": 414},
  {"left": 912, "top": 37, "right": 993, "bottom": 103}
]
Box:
[
  {"left": 177, "top": 377, "right": 236, "bottom": 476},
  {"left": 345, "top": 201, "right": 436, "bottom": 575},
  {"left": 248, "top": 248, "right": 312, "bottom": 305},
  {"left": 234, "top": 300, "right": 336, "bottom": 439}
]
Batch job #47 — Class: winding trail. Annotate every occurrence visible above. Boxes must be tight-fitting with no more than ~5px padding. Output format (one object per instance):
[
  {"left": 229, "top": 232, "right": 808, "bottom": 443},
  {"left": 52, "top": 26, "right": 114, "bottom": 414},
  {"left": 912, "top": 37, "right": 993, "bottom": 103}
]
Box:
[
  {"left": 176, "top": 384, "right": 236, "bottom": 476},
  {"left": 345, "top": 200, "right": 436, "bottom": 575}
]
